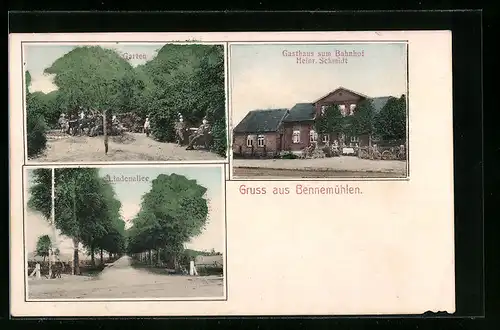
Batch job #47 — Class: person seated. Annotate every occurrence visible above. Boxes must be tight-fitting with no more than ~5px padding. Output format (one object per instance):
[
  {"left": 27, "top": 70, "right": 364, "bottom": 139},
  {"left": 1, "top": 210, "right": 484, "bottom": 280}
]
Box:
[{"left": 186, "top": 117, "right": 211, "bottom": 150}]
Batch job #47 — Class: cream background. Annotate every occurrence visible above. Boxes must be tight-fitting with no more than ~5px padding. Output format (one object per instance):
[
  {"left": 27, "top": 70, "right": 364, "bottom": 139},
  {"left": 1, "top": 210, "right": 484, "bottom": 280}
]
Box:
[{"left": 10, "top": 31, "right": 454, "bottom": 316}]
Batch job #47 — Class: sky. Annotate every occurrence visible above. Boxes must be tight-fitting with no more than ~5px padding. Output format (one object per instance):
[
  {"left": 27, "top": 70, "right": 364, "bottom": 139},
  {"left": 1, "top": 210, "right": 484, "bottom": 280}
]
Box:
[
  {"left": 24, "top": 166, "right": 225, "bottom": 256},
  {"left": 24, "top": 43, "right": 163, "bottom": 93},
  {"left": 230, "top": 43, "right": 408, "bottom": 127}
]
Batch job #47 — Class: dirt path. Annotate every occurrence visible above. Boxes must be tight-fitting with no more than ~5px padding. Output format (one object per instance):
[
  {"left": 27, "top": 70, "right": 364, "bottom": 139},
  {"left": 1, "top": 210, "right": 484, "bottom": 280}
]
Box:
[
  {"left": 30, "top": 131, "right": 225, "bottom": 162},
  {"left": 28, "top": 256, "right": 224, "bottom": 299},
  {"left": 232, "top": 157, "right": 407, "bottom": 179},
  {"left": 233, "top": 167, "right": 406, "bottom": 179}
]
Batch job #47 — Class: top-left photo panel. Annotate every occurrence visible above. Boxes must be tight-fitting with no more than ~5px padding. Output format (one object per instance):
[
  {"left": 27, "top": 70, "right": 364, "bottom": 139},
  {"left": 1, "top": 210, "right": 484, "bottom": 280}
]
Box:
[{"left": 23, "top": 42, "right": 229, "bottom": 164}]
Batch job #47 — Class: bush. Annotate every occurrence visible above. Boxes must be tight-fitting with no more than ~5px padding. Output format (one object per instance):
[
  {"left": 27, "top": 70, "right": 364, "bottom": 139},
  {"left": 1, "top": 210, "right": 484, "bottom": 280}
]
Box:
[
  {"left": 209, "top": 119, "right": 227, "bottom": 157},
  {"left": 149, "top": 109, "right": 177, "bottom": 142},
  {"left": 281, "top": 151, "right": 298, "bottom": 159},
  {"left": 26, "top": 109, "right": 48, "bottom": 158}
]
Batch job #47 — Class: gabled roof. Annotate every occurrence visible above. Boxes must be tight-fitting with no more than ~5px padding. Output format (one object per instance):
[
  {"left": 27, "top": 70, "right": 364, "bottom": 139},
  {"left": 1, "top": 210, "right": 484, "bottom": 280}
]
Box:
[
  {"left": 369, "top": 96, "right": 392, "bottom": 113},
  {"left": 313, "top": 86, "right": 370, "bottom": 104},
  {"left": 233, "top": 108, "right": 289, "bottom": 134},
  {"left": 282, "top": 103, "right": 315, "bottom": 122}
]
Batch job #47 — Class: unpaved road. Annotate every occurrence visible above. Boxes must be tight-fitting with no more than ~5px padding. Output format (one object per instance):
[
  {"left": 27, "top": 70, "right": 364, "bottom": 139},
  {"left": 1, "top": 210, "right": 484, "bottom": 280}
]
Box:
[
  {"left": 233, "top": 167, "right": 405, "bottom": 179},
  {"left": 30, "top": 131, "right": 224, "bottom": 162},
  {"left": 233, "top": 157, "right": 407, "bottom": 179},
  {"left": 28, "top": 256, "right": 224, "bottom": 299}
]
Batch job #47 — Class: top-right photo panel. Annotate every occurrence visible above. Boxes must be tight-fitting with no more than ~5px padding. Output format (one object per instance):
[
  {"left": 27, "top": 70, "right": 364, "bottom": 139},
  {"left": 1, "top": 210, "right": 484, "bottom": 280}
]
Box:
[{"left": 229, "top": 42, "right": 408, "bottom": 180}]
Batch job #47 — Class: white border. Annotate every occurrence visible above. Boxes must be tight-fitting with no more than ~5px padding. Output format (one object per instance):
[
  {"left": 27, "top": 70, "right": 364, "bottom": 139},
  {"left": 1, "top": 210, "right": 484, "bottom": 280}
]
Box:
[{"left": 22, "top": 163, "right": 227, "bottom": 302}]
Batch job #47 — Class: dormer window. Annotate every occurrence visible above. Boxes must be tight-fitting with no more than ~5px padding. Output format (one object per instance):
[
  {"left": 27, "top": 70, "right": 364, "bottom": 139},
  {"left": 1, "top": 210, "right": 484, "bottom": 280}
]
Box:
[
  {"left": 339, "top": 105, "right": 346, "bottom": 116},
  {"left": 349, "top": 104, "right": 356, "bottom": 115}
]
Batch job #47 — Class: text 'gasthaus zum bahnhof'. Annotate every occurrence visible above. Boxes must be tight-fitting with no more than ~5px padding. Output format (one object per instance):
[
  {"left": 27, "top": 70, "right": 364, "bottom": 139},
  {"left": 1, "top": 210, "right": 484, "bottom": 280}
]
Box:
[
  {"left": 282, "top": 49, "right": 365, "bottom": 64},
  {"left": 238, "top": 184, "right": 362, "bottom": 196}
]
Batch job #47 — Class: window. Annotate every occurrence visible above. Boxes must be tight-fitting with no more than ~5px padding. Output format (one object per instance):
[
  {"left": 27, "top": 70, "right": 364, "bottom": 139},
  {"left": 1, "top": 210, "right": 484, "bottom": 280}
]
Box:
[
  {"left": 292, "top": 130, "right": 301, "bottom": 143},
  {"left": 339, "top": 104, "right": 346, "bottom": 116},
  {"left": 349, "top": 104, "right": 356, "bottom": 115},
  {"left": 350, "top": 136, "right": 359, "bottom": 142},
  {"left": 257, "top": 135, "right": 265, "bottom": 147},
  {"left": 246, "top": 135, "right": 253, "bottom": 147},
  {"left": 322, "top": 134, "right": 330, "bottom": 143},
  {"left": 309, "top": 130, "right": 318, "bottom": 143}
]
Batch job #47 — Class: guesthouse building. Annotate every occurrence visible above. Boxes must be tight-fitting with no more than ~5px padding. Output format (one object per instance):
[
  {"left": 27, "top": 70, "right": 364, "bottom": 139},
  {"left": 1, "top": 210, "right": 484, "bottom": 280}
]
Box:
[{"left": 232, "top": 87, "right": 395, "bottom": 157}]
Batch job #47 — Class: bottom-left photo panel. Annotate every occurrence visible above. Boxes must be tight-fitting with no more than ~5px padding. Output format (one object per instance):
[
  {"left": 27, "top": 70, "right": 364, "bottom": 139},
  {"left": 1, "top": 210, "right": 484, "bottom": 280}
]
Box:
[{"left": 23, "top": 164, "right": 227, "bottom": 301}]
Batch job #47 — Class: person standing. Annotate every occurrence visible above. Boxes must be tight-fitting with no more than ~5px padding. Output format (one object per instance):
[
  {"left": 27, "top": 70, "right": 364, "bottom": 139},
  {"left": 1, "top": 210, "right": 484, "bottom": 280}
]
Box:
[{"left": 143, "top": 117, "right": 151, "bottom": 137}]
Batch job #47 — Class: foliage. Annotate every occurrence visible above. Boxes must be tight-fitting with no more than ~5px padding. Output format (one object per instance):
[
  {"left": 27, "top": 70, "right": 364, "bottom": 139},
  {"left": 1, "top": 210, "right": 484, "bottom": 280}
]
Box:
[
  {"left": 27, "top": 168, "right": 52, "bottom": 220},
  {"left": 315, "top": 104, "right": 344, "bottom": 135},
  {"left": 35, "top": 235, "right": 52, "bottom": 261},
  {"left": 349, "top": 99, "right": 376, "bottom": 137},
  {"left": 374, "top": 95, "right": 407, "bottom": 141},
  {"left": 44, "top": 46, "right": 143, "bottom": 114},
  {"left": 139, "top": 44, "right": 226, "bottom": 155},
  {"left": 48, "top": 168, "right": 126, "bottom": 271},
  {"left": 127, "top": 173, "right": 210, "bottom": 265},
  {"left": 26, "top": 71, "right": 48, "bottom": 158}
]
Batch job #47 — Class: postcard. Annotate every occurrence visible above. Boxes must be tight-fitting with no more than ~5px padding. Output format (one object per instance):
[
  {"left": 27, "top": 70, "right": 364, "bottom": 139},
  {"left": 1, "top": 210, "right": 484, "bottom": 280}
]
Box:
[{"left": 9, "top": 31, "right": 455, "bottom": 317}]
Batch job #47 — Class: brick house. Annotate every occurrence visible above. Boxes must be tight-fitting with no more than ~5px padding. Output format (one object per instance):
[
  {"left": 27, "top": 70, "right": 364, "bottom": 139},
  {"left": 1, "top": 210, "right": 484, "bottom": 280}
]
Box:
[
  {"left": 232, "top": 87, "right": 394, "bottom": 157},
  {"left": 232, "top": 108, "right": 289, "bottom": 157}
]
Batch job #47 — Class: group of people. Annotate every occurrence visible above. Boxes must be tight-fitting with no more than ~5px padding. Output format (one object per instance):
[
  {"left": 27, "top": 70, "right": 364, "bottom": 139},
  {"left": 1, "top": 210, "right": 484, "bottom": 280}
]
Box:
[
  {"left": 144, "top": 113, "right": 212, "bottom": 150},
  {"left": 57, "top": 109, "right": 212, "bottom": 150},
  {"left": 58, "top": 110, "right": 126, "bottom": 137},
  {"left": 172, "top": 113, "right": 212, "bottom": 150}
]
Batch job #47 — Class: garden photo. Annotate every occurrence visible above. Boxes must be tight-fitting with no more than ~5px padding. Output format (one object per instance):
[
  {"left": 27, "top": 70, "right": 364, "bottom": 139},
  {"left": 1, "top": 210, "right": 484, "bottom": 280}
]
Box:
[{"left": 24, "top": 43, "right": 227, "bottom": 163}]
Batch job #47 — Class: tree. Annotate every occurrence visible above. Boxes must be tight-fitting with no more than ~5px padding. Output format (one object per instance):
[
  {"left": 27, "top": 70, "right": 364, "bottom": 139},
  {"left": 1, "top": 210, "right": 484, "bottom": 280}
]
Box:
[
  {"left": 44, "top": 46, "right": 143, "bottom": 154},
  {"left": 54, "top": 168, "right": 125, "bottom": 274},
  {"left": 350, "top": 99, "right": 377, "bottom": 146},
  {"left": 35, "top": 235, "right": 52, "bottom": 262},
  {"left": 315, "top": 104, "right": 344, "bottom": 138},
  {"left": 374, "top": 94, "right": 407, "bottom": 141},
  {"left": 25, "top": 71, "right": 49, "bottom": 158},
  {"left": 127, "top": 173, "right": 210, "bottom": 269},
  {"left": 139, "top": 44, "right": 227, "bottom": 155},
  {"left": 27, "top": 168, "right": 52, "bottom": 220}
]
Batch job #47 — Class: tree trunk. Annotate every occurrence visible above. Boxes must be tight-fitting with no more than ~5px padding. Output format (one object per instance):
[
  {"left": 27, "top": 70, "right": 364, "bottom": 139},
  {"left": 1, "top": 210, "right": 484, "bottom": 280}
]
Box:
[
  {"left": 157, "top": 248, "right": 161, "bottom": 265},
  {"left": 100, "top": 248, "right": 104, "bottom": 265},
  {"left": 103, "top": 110, "right": 109, "bottom": 154},
  {"left": 173, "top": 255, "right": 179, "bottom": 271},
  {"left": 71, "top": 183, "right": 80, "bottom": 275},
  {"left": 149, "top": 249, "right": 153, "bottom": 265},
  {"left": 90, "top": 242, "right": 95, "bottom": 267},
  {"left": 368, "top": 134, "right": 372, "bottom": 148},
  {"left": 72, "top": 238, "right": 80, "bottom": 275}
]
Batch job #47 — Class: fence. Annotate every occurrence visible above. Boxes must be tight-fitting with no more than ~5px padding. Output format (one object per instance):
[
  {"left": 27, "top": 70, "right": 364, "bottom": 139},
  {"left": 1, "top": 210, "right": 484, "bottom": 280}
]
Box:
[{"left": 27, "top": 257, "right": 117, "bottom": 277}]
